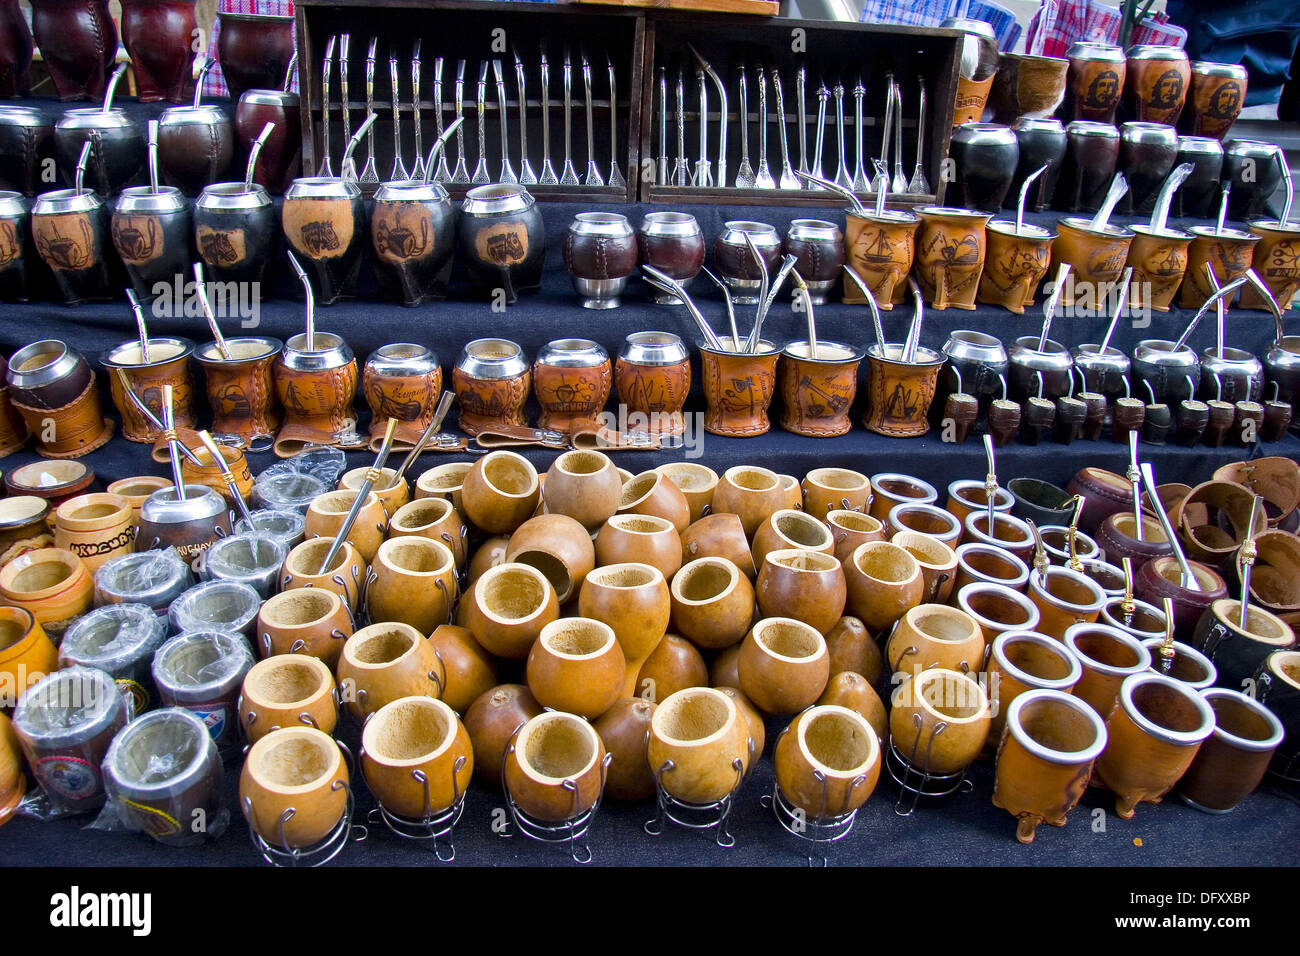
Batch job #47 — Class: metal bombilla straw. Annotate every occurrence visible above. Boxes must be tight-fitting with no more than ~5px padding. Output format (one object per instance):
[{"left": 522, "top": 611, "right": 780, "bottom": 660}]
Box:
[
  {"left": 192, "top": 57, "right": 216, "bottom": 109},
  {"left": 1016, "top": 163, "right": 1049, "bottom": 236},
  {"left": 1038, "top": 263, "right": 1072, "bottom": 352},
  {"left": 421, "top": 116, "right": 464, "bottom": 185},
  {"left": 343, "top": 112, "right": 378, "bottom": 180},
  {"left": 1066, "top": 496, "right": 1086, "bottom": 574},
  {"left": 1138, "top": 461, "right": 1201, "bottom": 591},
  {"left": 1118, "top": 556, "right": 1137, "bottom": 626},
  {"left": 286, "top": 251, "right": 316, "bottom": 351},
  {"left": 1126, "top": 430, "right": 1143, "bottom": 542},
  {"left": 112, "top": 370, "right": 203, "bottom": 467},
  {"left": 749, "top": 253, "right": 800, "bottom": 355},
  {"left": 317, "top": 417, "right": 398, "bottom": 575},
  {"left": 983, "top": 434, "right": 998, "bottom": 535},
  {"left": 902, "top": 277, "right": 925, "bottom": 364},
  {"left": 640, "top": 264, "right": 724, "bottom": 351},
  {"left": 1237, "top": 495, "right": 1264, "bottom": 630},
  {"left": 699, "top": 267, "right": 740, "bottom": 350},
  {"left": 1098, "top": 267, "right": 1134, "bottom": 357},
  {"left": 245, "top": 122, "right": 275, "bottom": 192},
  {"left": 1171, "top": 274, "right": 1250, "bottom": 352},
  {"left": 73, "top": 140, "right": 93, "bottom": 195},
  {"left": 794, "top": 169, "right": 867, "bottom": 215},
  {"left": 386, "top": 391, "right": 456, "bottom": 490},
  {"left": 162, "top": 384, "right": 186, "bottom": 500},
  {"left": 1280, "top": 150, "right": 1295, "bottom": 227},
  {"left": 1158, "top": 596, "right": 1176, "bottom": 673},
  {"left": 147, "top": 120, "right": 160, "bottom": 193},
  {"left": 1215, "top": 180, "right": 1230, "bottom": 237},
  {"left": 100, "top": 62, "right": 128, "bottom": 113},
  {"left": 1088, "top": 172, "right": 1128, "bottom": 233},
  {"left": 1149, "top": 162, "right": 1193, "bottom": 234},
  {"left": 792, "top": 270, "right": 817, "bottom": 357},
  {"left": 194, "top": 262, "right": 233, "bottom": 360},
  {"left": 126, "top": 288, "right": 151, "bottom": 364},
  {"left": 842, "top": 266, "right": 887, "bottom": 353},
  {"left": 196, "top": 429, "right": 256, "bottom": 527}
]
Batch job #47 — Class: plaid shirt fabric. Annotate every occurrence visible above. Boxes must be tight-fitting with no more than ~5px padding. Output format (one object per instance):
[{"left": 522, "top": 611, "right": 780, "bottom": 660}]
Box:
[
  {"left": 203, "top": 0, "right": 297, "bottom": 98},
  {"left": 860, "top": 0, "right": 1023, "bottom": 52},
  {"left": 1024, "top": 0, "right": 1188, "bottom": 59}
]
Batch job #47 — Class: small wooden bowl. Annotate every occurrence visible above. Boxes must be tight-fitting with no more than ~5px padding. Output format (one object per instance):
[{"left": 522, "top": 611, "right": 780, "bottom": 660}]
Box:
[
  {"left": 0, "top": 546, "right": 93, "bottom": 640},
  {"left": 361, "top": 696, "right": 473, "bottom": 819},
  {"left": 775, "top": 704, "right": 881, "bottom": 818},
  {"left": 428, "top": 625, "right": 498, "bottom": 714},
  {"left": 595, "top": 514, "right": 682, "bottom": 582},
  {"left": 506, "top": 513, "right": 596, "bottom": 604},
  {"left": 844, "top": 541, "right": 924, "bottom": 632},
  {"left": 593, "top": 698, "right": 658, "bottom": 801},
  {"left": 618, "top": 469, "right": 690, "bottom": 534},
  {"left": 755, "top": 548, "right": 846, "bottom": 635},
  {"left": 655, "top": 462, "right": 719, "bottom": 525},
  {"left": 891, "top": 531, "right": 960, "bottom": 605},
  {"left": 238, "top": 653, "right": 338, "bottom": 742},
  {"left": 751, "top": 509, "right": 834, "bottom": 570},
  {"left": 386, "top": 497, "right": 467, "bottom": 568},
  {"left": 680, "top": 513, "right": 756, "bottom": 579},
  {"left": 826, "top": 511, "right": 888, "bottom": 564},
  {"left": 465, "top": 562, "right": 559, "bottom": 660},
  {"left": 337, "top": 621, "right": 441, "bottom": 722},
  {"left": 579, "top": 563, "right": 671, "bottom": 695},
  {"left": 670, "top": 557, "right": 755, "bottom": 650},
  {"left": 504, "top": 711, "right": 607, "bottom": 822},
  {"left": 239, "top": 726, "right": 349, "bottom": 849},
  {"left": 256, "top": 587, "right": 352, "bottom": 666},
  {"left": 463, "top": 684, "right": 543, "bottom": 787},
  {"left": 543, "top": 450, "right": 622, "bottom": 531},
  {"left": 712, "top": 466, "right": 786, "bottom": 538},
  {"left": 461, "top": 451, "right": 540, "bottom": 536},
  {"left": 887, "top": 603, "right": 986, "bottom": 676},
  {"left": 635, "top": 634, "right": 708, "bottom": 702},
  {"left": 648, "top": 687, "right": 751, "bottom": 804},
  {"left": 526, "top": 617, "right": 625, "bottom": 719},
  {"left": 802, "top": 468, "right": 873, "bottom": 518},
  {"left": 738, "top": 616, "right": 830, "bottom": 714},
  {"left": 890, "top": 668, "right": 990, "bottom": 774}
]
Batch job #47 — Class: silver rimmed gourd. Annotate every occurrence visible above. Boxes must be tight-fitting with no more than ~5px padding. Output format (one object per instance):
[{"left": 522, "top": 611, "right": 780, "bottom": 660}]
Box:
[
  {"left": 282, "top": 176, "right": 367, "bottom": 306},
  {"left": 0, "top": 106, "right": 54, "bottom": 197},
  {"left": 53, "top": 66, "right": 143, "bottom": 196},
  {"left": 372, "top": 179, "right": 455, "bottom": 306},
  {"left": 111, "top": 186, "right": 191, "bottom": 302},
  {"left": 194, "top": 182, "right": 275, "bottom": 286},
  {"left": 31, "top": 184, "right": 113, "bottom": 305},
  {"left": 562, "top": 212, "right": 637, "bottom": 310}
]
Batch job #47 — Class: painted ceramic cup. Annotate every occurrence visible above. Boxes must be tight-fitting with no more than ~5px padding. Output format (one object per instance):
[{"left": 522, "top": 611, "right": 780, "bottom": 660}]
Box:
[{"left": 993, "top": 688, "right": 1107, "bottom": 843}]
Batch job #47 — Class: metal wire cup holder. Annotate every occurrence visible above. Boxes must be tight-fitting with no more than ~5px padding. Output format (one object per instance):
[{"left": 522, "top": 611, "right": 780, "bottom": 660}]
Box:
[
  {"left": 241, "top": 739, "right": 366, "bottom": 867},
  {"left": 498, "top": 734, "right": 613, "bottom": 865},
  {"left": 364, "top": 754, "right": 468, "bottom": 862},
  {"left": 759, "top": 721, "right": 872, "bottom": 865},
  {"left": 644, "top": 736, "right": 755, "bottom": 848},
  {"left": 885, "top": 715, "right": 974, "bottom": 817}
]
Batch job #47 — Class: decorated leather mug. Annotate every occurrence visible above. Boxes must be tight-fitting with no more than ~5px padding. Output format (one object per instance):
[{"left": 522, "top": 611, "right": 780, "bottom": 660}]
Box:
[
  {"left": 337, "top": 622, "right": 443, "bottom": 722},
  {"left": 913, "top": 206, "right": 992, "bottom": 311},
  {"left": 370, "top": 180, "right": 455, "bottom": 306},
  {"left": 993, "top": 688, "right": 1107, "bottom": 843},
  {"left": 1066, "top": 42, "right": 1125, "bottom": 123},
  {"left": 1126, "top": 225, "right": 1192, "bottom": 313},
  {"left": 455, "top": 184, "right": 545, "bottom": 304},
  {"left": 237, "top": 653, "right": 338, "bottom": 742},
  {"left": 562, "top": 212, "right": 637, "bottom": 310},
  {"left": 778, "top": 341, "right": 864, "bottom": 438},
  {"left": 239, "top": 726, "right": 349, "bottom": 850},
  {"left": 637, "top": 211, "right": 705, "bottom": 304},
  {"left": 615, "top": 332, "right": 690, "bottom": 438},
  {"left": 362, "top": 343, "right": 442, "bottom": 450},
  {"left": 843, "top": 210, "right": 918, "bottom": 308},
  {"left": 272, "top": 332, "right": 359, "bottom": 457},
  {"left": 282, "top": 176, "right": 366, "bottom": 305},
  {"left": 256, "top": 587, "right": 353, "bottom": 668},
  {"left": 1092, "top": 671, "right": 1214, "bottom": 818},
  {"left": 361, "top": 696, "right": 473, "bottom": 821},
  {"left": 943, "top": 17, "right": 999, "bottom": 125},
  {"left": 1179, "top": 226, "right": 1259, "bottom": 309},
  {"left": 784, "top": 219, "right": 845, "bottom": 305},
  {"left": 1190, "top": 599, "right": 1296, "bottom": 692},
  {"left": 194, "top": 337, "right": 282, "bottom": 450},
  {"left": 53, "top": 492, "right": 135, "bottom": 572},
  {"left": 533, "top": 338, "right": 611, "bottom": 436},
  {"left": 453, "top": 338, "right": 530, "bottom": 437},
  {"left": 1183, "top": 61, "right": 1246, "bottom": 140},
  {"left": 1242, "top": 220, "right": 1300, "bottom": 313},
  {"left": 700, "top": 340, "right": 779, "bottom": 438},
  {"left": 1052, "top": 218, "right": 1134, "bottom": 306},
  {"left": 863, "top": 344, "right": 944, "bottom": 437},
  {"left": 978, "top": 221, "right": 1054, "bottom": 314}
]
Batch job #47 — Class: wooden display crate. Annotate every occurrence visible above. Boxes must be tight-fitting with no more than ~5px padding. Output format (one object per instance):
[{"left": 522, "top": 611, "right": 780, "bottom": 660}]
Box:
[
  {"left": 294, "top": 0, "right": 645, "bottom": 201},
  {"left": 637, "top": 14, "right": 960, "bottom": 207}
]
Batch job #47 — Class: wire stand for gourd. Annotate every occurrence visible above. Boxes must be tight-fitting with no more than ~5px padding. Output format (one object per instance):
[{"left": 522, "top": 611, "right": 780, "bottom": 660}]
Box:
[
  {"left": 365, "top": 756, "right": 468, "bottom": 861},
  {"left": 643, "top": 738, "right": 753, "bottom": 848},
  {"left": 886, "top": 715, "right": 972, "bottom": 817},
  {"left": 498, "top": 744, "right": 613, "bottom": 865},
  {"left": 759, "top": 725, "right": 870, "bottom": 866}
]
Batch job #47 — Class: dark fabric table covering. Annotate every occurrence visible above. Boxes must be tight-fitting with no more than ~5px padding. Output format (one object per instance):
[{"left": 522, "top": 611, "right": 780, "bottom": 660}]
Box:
[{"left": 3, "top": 96, "right": 1299, "bottom": 865}]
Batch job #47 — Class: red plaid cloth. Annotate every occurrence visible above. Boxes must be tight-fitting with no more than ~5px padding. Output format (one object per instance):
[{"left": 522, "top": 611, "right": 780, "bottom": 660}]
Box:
[
  {"left": 203, "top": 0, "right": 297, "bottom": 98},
  {"left": 1025, "top": 0, "right": 1187, "bottom": 59}
]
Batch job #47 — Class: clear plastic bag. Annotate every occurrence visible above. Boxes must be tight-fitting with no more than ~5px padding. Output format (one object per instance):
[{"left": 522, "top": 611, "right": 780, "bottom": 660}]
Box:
[
  {"left": 94, "top": 547, "right": 194, "bottom": 613},
  {"left": 168, "top": 581, "right": 262, "bottom": 637},
  {"left": 59, "top": 605, "right": 167, "bottom": 719}
]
